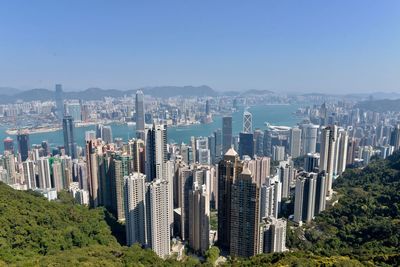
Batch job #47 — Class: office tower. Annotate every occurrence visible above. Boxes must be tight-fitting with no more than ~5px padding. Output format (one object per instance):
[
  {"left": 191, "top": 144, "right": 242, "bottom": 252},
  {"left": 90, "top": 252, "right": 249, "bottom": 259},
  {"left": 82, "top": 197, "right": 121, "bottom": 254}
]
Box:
[
  {"left": 146, "top": 124, "right": 167, "bottom": 181},
  {"left": 63, "top": 115, "right": 77, "bottom": 159},
  {"left": 135, "top": 90, "right": 145, "bottom": 139},
  {"left": 301, "top": 124, "right": 318, "bottom": 155},
  {"left": 86, "top": 140, "right": 99, "bottom": 207},
  {"left": 205, "top": 99, "right": 210, "bottom": 116},
  {"left": 217, "top": 148, "right": 243, "bottom": 251},
  {"left": 232, "top": 135, "right": 239, "bottom": 152},
  {"left": 101, "top": 126, "right": 113, "bottom": 144},
  {"left": 129, "top": 139, "right": 146, "bottom": 174},
  {"left": 3, "top": 137, "right": 14, "bottom": 153},
  {"left": 124, "top": 172, "right": 148, "bottom": 247},
  {"left": 304, "top": 153, "right": 320, "bottom": 172},
  {"left": 248, "top": 156, "right": 270, "bottom": 186},
  {"left": 272, "top": 145, "right": 285, "bottom": 161},
  {"left": 222, "top": 116, "right": 233, "bottom": 154},
  {"left": 188, "top": 183, "right": 210, "bottom": 254},
  {"left": 65, "top": 101, "right": 82, "bottom": 122},
  {"left": 41, "top": 141, "right": 49, "bottom": 156},
  {"left": 243, "top": 111, "right": 252, "bottom": 133},
  {"left": 261, "top": 217, "right": 287, "bottom": 253},
  {"left": 147, "top": 179, "right": 171, "bottom": 258},
  {"left": 253, "top": 129, "right": 264, "bottom": 156},
  {"left": 314, "top": 172, "right": 326, "bottom": 214},
  {"left": 55, "top": 84, "right": 64, "bottom": 120},
  {"left": 319, "top": 125, "right": 337, "bottom": 197},
  {"left": 37, "top": 157, "right": 52, "bottom": 189},
  {"left": 85, "top": 130, "right": 96, "bottom": 141},
  {"left": 96, "top": 124, "right": 103, "bottom": 139},
  {"left": 230, "top": 167, "right": 260, "bottom": 258},
  {"left": 289, "top": 127, "right": 302, "bottom": 158},
  {"left": 239, "top": 132, "right": 254, "bottom": 158},
  {"left": 336, "top": 129, "right": 348, "bottom": 175},
  {"left": 294, "top": 173, "right": 317, "bottom": 224},
  {"left": 17, "top": 130, "right": 29, "bottom": 162},
  {"left": 208, "top": 135, "right": 216, "bottom": 164},
  {"left": 214, "top": 129, "right": 222, "bottom": 162},
  {"left": 22, "top": 160, "right": 36, "bottom": 189},
  {"left": 110, "top": 153, "right": 132, "bottom": 221}
]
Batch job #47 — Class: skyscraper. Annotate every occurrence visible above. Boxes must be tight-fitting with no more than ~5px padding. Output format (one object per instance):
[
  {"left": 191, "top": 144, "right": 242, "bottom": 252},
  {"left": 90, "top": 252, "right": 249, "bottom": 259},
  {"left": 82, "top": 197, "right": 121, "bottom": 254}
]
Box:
[
  {"left": 55, "top": 84, "right": 64, "bottom": 120},
  {"left": 304, "top": 153, "right": 320, "bottom": 172},
  {"left": 3, "top": 137, "right": 14, "bottom": 153},
  {"left": 146, "top": 179, "right": 171, "bottom": 258},
  {"left": 289, "top": 127, "right": 302, "bottom": 158},
  {"left": 146, "top": 124, "right": 167, "bottom": 181},
  {"left": 217, "top": 148, "right": 243, "bottom": 251},
  {"left": 17, "top": 130, "right": 29, "bottom": 162},
  {"left": 124, "top": 172, "right": 148, "bottom": 247},
  {"left": 102, "top": 126, "right": 113, "bottom": 144},
  {"left": 222, "top": 116, "right": 232, "bottom": 154},
  {"left": 243, "top": 111, "right": 252, "bottom": 133},
  {"left": 301, "top": 124, "right": 318, "bottom": 155},
  {"left": 188, "top": 183, "right": 210, "bottom": 254},
  {"left": 65, "top": 100, "right": 82, "bottom": 122},
  {"left": 319, "top": 125, "right": 337, "bottom": 197},
  {"left": 63, "top": 115, "right": 77, "bottom": 159},
  {"left": 37, "top": 157, "right": 52, "bottom": 189},
  {"left": 135, "top": 90, "right": 145, "bottom": 140},
  {"left": 294, "top": 173, "right": 317, "bottom": 224},
  {"left": 230, "top": 167, "right": 260, "bottom": 257},
  {"left": 261, "top": 217, "right": 287, "bottom": 253},
  {"left": 239, "top": 132, "right": 254, "bottom": 158},
  {"left": 86, "top": 140, "right": 99, "bottom": 207},
  {"left": 22, "top": 160, "right": 36, "bottom": 189}
]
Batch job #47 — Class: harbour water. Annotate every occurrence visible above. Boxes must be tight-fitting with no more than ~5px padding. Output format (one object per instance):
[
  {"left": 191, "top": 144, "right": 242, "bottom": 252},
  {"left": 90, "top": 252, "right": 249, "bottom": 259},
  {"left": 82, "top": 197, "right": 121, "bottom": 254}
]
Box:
[{"left": 0, "top": 104, "right": 303, "bottom": 153}]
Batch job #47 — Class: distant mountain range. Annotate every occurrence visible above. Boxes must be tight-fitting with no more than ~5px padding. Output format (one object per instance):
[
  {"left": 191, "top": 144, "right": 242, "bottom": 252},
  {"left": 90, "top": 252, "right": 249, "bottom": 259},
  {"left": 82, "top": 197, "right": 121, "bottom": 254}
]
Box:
[
  {"left": 355, "top": 98, "right": 400, "bottom": 112},
  {"left": 0, "top": 86, "right": 218, "bottom": 103},
  {"left": 0, "top": 86, "right": 279, "bottom": 103}
]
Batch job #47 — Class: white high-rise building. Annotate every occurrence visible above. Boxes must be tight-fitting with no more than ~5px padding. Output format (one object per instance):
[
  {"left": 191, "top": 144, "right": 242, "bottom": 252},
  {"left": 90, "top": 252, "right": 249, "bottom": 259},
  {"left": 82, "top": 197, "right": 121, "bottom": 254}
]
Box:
[
  {"left": 37, "top": 157, "right": 52, "bottom": 189},
  {"left": 336, "top": 129, "right": 348, "bottom": 176},
  {"left": 272, "top": 145, "right": 285, "bottom": 161},
  {"left": 22, "top": 160, "right": 36, "bottom": 189},
  {"left": 243, "top": 111, "right": 252, "bottom": 133},
  {"left": 301, "top": 124, "right": 318, "bottom": 155},
  {"left": 289, "top": 127, "right": 302, "bottom": 158},
  {"left": 124, "top": 173, "right": 148, "bottom": 247},
  {"left": 319, "top": 125, "right": 337, "bottom": 197},
  {"left": 188, "top": 183, "right": 210, "bottom": 254},
  {"left": 294, "top": 174, "right": 316, "bottom": 224},
  {"left": 261, "top": 217, "right": 287, "bottom": 253},
  {"left": 147, "top": 179, "right": 171, "bottom": 258}
]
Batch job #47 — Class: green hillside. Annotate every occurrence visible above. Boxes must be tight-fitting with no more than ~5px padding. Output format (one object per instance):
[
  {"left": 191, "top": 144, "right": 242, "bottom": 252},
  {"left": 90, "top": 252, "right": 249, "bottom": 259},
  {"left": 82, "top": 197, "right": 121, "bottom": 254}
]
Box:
[{"left": 1, "top": 152, "right": 400, "bottom": 266}]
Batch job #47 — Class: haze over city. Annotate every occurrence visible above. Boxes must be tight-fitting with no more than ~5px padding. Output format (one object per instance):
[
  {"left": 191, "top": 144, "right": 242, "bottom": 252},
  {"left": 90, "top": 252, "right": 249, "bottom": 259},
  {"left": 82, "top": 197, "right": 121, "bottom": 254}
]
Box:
[
  {"left": 1, "top": 0, "right": 399, "bottom": 93},
  {"left": 1, "top": 1, "right": 400, "bottom": 266}
]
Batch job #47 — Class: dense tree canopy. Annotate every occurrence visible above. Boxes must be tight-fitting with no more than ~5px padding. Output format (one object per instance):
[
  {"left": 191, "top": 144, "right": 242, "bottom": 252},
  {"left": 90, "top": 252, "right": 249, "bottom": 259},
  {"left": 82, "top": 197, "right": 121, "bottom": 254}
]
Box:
[{"left": 0, "top": 152, "right": 399, "bottom": 266}]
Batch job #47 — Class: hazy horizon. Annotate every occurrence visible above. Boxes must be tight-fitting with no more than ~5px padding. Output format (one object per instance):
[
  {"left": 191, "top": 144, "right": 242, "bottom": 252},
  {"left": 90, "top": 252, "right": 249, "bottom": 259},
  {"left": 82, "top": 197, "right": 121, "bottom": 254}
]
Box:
[{"left": 1, "top": 1, "right": 399, "bottom": 93}]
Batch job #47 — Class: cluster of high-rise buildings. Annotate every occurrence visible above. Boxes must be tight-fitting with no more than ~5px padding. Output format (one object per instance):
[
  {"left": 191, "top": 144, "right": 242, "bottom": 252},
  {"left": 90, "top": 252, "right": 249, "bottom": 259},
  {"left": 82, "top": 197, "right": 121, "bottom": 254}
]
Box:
[{"left": 1, "top": 88, "right": 400, "bottom": 260}]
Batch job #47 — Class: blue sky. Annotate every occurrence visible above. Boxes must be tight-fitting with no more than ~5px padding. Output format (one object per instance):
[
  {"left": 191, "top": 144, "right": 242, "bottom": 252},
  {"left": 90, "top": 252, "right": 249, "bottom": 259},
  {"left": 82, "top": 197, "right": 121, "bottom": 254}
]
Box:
[{"left": 0, "top": 0, "right": 399, "bottom": 93}]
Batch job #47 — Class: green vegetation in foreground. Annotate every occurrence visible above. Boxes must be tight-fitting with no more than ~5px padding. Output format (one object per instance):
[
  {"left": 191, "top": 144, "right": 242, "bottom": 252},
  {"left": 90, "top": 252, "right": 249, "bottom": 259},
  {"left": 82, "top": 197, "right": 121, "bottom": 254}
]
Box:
[{"left": 1, "top": 152, "right": 400, "bottom": 266}]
